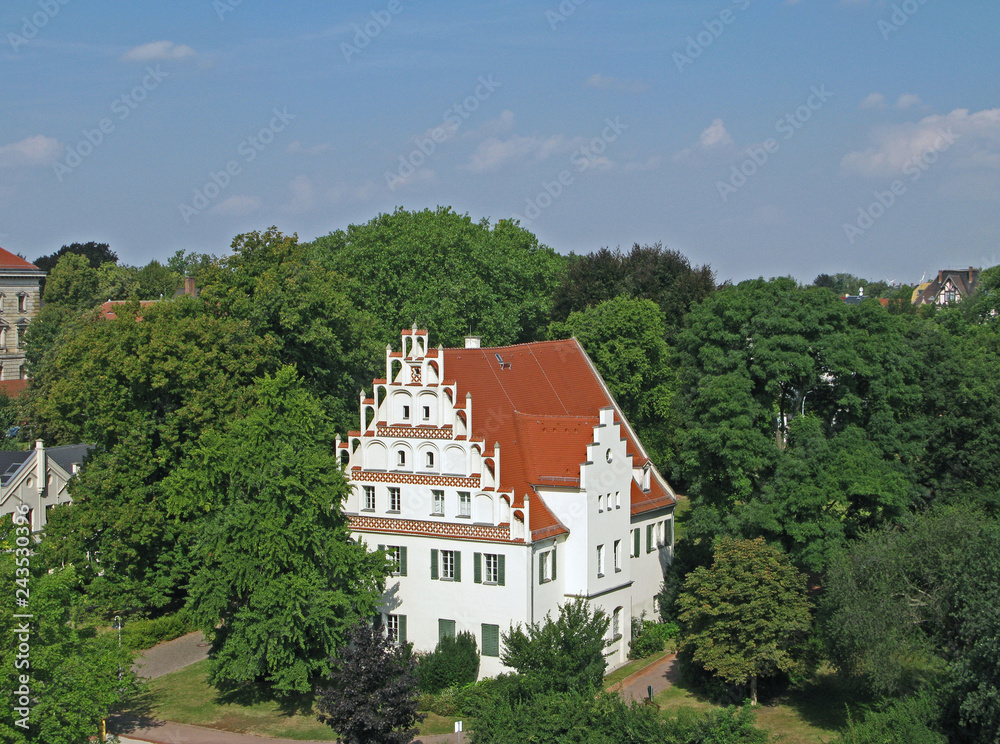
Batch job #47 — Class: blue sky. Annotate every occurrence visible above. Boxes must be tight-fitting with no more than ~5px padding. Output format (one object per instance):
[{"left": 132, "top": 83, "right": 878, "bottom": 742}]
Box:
[{"left": 1, "top": 0, "right": 998, "bottom": 284}]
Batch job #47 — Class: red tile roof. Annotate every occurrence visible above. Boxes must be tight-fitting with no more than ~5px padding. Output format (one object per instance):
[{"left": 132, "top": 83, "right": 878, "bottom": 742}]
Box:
[
  {"left": 100, "top": 300, "right": 157, "bottom": 320},
  {"left": 0, "top": 379, "right": 29, "bottom": 397},
  {"left": 0, "top": 248, "right": 40, "bottom": 271},
  {"left": 443, "top": 339, "right": 675, "bottom": 539}
]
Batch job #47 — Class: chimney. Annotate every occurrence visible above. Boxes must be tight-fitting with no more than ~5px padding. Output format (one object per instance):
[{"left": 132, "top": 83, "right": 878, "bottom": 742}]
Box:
[
  {"left": 465, "top": 336, "right": 481, "bottom": 349},
  {"left": 938, "top": 270, "right": 943, "bottom": 284},
  {"left": 184, "top": 277, "right": 197, "bottom": 297},
  {"left": 34, "top": 440, "right": 44, "bottom": 495},
  {"left": 970, "top": 266, "right": 975, "bottom": 283}
]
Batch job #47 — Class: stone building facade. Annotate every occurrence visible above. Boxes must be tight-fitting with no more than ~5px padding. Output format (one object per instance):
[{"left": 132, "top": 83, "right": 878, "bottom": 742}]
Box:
[{"left": 0, "top": 247, "right": 44, "bottom": 381}]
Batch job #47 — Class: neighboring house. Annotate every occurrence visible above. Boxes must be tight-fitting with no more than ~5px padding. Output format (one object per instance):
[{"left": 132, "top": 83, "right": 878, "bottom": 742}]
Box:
[
  {"left": 99, "top": 278, "right": 200, "bottom": 320},
  {"left": 0, "top": 440, "right": 93, "bottom": 532},
  {"left": 912, "top": 268, "right": 980, "bottom": 305},
  {"left": 341, "top": 327, "right": 677, "bottom": 676},
  {"left": 0, "top": 247, "right": 45, "bottom": 381}
]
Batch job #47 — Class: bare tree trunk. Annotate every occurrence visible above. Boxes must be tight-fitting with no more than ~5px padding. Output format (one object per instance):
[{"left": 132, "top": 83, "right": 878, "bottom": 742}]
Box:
[{"left": 750, "top": 675, "right": 758, "bottom": 706}]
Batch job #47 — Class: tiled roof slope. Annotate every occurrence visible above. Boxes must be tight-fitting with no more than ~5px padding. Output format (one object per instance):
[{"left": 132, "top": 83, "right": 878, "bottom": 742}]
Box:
[
  {"left": 443, "top": 339, "right": 675, "bottom": 539},
  {"left": 0, "top": 248, "right": 41, "bottom": 271}
]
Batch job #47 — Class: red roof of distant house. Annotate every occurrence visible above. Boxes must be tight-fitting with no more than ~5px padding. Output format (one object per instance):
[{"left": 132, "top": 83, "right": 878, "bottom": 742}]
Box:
[
  {"left": 443, "top": 339, "right": 675, "bottom": 539},
  {"left": 0, "top": 379, "right": 29, "bottom": 398},
  {"left": 0, "top": 247, "right": 41, "bottom": 271},
  {"left": 100, "top": 300, "right": 158, "bottom": 320}
]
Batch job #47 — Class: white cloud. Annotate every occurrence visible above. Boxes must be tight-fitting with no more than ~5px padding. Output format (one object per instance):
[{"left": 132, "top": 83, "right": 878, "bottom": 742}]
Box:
[
  {"left": 896, "top": 93, "right": 922, "bottom": 110},
  {"left": 842, "top": 107, "right": 1000, "bottom": 177},
  {"left": 210, "top": 195, "right": 262, "bottom": 216},
  {"left": 860, "top": 93, "right": 886, "bottom": 110},
  {"left": 120, "top": 41, "right": 196, "bottom": 62},
  {"left": 0, "top": 135, "right": 61, "bottom": 168},
  {"left": 585, "top": 73, "right": 647, "bottom": 94},
  {"left": 674, "top": 119, "right": 734, "bottom": 161},
  {"left": 465, "top": 133, "right": 584, "bottom": 172},
  {"left": 285, "top": 141, "right": 331, "bottom": 155},
  {"left": 479, "top": 110, "right": 516, "bottom": 137}
]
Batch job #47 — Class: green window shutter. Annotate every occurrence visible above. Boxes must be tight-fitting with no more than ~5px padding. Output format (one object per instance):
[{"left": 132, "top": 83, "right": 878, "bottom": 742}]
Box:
[
  {"left": 378, "top": 543, "right": 385, "bottom": 553},
  {"left": 666, "top": 519, "right": 674, "bottom": 547},
  {"left": 474, "top": 552, "right": 482, "bottom": 584},
  {"left": 646, "top": 524, "right": 654, "bottom": 554},
  {"left": 439, "top": 619, "right": 456, "bottom": 641},
  {"left": 552, "top": 546, "right": 557, "bottom": 580},
  {"left": 431, "top": 549, "right": 439, "bottom": 580},
  {"left": 498, "top": 555, "right": 506, "bottom": 586},
  {"left": 482, "top": 623, "right": 500, "bottom": 657},
  {"left": 454, "top": 551, "right": 461, "bottom": 582},
  {"left": 400, "top": 546, "right": 408, "bottom": 576},
  {"left": 539, "top": 554, "right": 545, "bottom": 584},
  {"left": 372, "top": 613, "right": 382, "bottom": 629},
  {"left": 399, "top": 615, "right": 407, "bottom": 645}
]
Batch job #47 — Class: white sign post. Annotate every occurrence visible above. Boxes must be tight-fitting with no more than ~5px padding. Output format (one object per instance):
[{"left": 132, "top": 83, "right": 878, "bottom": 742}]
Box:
[{"left": 455, "top": 720, "right": 463, "bottom": 744}]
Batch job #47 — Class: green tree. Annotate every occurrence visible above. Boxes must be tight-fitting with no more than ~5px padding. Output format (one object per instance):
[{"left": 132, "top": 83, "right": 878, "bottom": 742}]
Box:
[
  {"left": 416, "top": 631, "right": 480, "bottom": 692},
  {"left": 199, "top": 227, "right": 381, "bottom": 431},
  {"left": 40, "top": 253, "right": 101, "bottom": 311},
  {"left": 32, "top": 241, "right": 118, "bottom": 274},
  {"left": 316, "top": 620, "right": 424, "bottom": 744},
  {"left": 501, "top": 598, "right": 610, "bottom": 695},
  {"left": 134, "top": 259, "right": 182, "bottom": 299},
  {"left": 549, "top": 295, "right": 678, "bottom": 467},
  {"left": 165, "top": 368, "right": 387, "bottom": 694},
  {"left": 0, "top": 522, "right": 140, "bottom": 744},
  {"left": 311, "top": 207, "right": 565, "bottom": 347},
  {"left": 677, "top": 537, "right": 812, "bottom": 704}
]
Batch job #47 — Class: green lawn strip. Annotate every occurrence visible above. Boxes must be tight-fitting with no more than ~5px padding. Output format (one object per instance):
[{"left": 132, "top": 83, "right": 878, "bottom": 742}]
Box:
[
  {"left": 654, "top": 668, "right": 863, "bottom": 744},
  {"left": 603, "top": 649, "right": 672, "bottom": 689},
  {"left": 144, "top": 658, "right": 459, "bottom": 740}
]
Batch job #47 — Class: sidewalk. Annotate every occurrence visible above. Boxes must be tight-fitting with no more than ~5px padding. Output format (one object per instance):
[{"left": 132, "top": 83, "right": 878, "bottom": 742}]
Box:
[
  {"left": 611, "top": 652, "right": 679, "bottom": 703},
  {"left": 117, "top": 721, "right": 461, "bottom": 744},
  {"left": 133, "top": 631, "right": 210, "bottom": 680}
]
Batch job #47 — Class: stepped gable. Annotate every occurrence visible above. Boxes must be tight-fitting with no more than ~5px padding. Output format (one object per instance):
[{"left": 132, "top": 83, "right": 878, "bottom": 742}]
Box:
[{"left": 443, "top": 338, "right": 674, "bottom": 540}]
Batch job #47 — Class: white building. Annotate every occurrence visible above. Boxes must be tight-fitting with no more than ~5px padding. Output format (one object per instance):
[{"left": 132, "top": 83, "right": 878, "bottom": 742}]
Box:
[
  {"left": 0, "top": 247, "right": 45, "bottom": 382},
  {"left": 341, "top": 327, "right": 676, "bottom": 676},
  {"left": 0, "top": 441, "right": 93, "bottom": 532}
]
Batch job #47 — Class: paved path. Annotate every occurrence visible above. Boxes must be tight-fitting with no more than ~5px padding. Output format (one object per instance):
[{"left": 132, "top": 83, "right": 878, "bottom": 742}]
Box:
[
  {"left": 117, "top": 722, "right": 461, "bottom": 744},
  {"left": 133, "top": 631, "right": 211, "bottom": 680},
  {"left": 612, "top": 652, "right": 679, "bottom": 703}
]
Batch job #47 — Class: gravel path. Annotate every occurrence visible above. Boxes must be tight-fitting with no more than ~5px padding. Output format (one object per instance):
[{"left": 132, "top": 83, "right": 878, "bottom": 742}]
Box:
[{"left": 132, "top": 631, "right": 211, "bottom": 680}]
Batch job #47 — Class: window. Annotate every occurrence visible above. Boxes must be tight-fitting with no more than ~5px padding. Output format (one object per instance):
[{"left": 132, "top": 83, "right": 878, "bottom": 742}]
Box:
[
  {"left": 387, "top": 614, "right": 406, "bottom": 644},
  {"left": 632, "top": 528, "right": 640, "bottom": 558},
  {"left": 422, "top": 405, "right": 431, "bottom": 420},
  {"left": 597, "top": 544, "right": 605, "bottom": 577},
  {"left": 474, "top": 552, "right": 504, "bottom": 585},
  {"left": 646, "top": 524, "right": 654, "bottom": 554},
  {"left": 539, "top": 547, "right": 557, "bottom": 584},
  {"left": 665, "top": 518, "right": 674, "bottom": 548},
  {"left": 426, "top": 451, "right": 435, "bottom": 468},
  {"left": 17, "top": 294, "right": 25, "bottom": 313},
  {"left": 402, "top": 405, "right": 410, "bottom": 420},
  {"left": 16, "top": 321, "right": 27, "bottom": 349},
  {"left": 615, "top": 491, "right": 621, "bottom": 509},
  {"left": 612, "top": 608, "right": 622, "bottom": 640},
  {"left": 431, "top": 549, "right": 461, "bottom": 581},
  {"left": 379, "top": 545, "right": 407, "bottom": 576},
  {"left": 363, "top": 486, "right": 375, "bottom": 510},
  {"left": 439, "top": 618, "right": 456, "bottom": 641},
  {"left": 389, "top": 487, "right": 401, "bottom": 512},
  {"left": 614, "top": 539, "right": 622, "bottom": 572},
  {"left": 396, "top": 450, "right": 406, "bottom": 467},
  {"left": 458, "top": 491, "right": 471, "bottom": 517},
  {"left": 431, "top": 489, "right": 444, "bottom": 515},
  {"left": 482, "top": 623, "right": 500, "bottom": 657}
]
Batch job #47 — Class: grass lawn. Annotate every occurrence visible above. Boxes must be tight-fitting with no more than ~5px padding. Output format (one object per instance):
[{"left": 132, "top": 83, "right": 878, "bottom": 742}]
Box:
[
  {"left": 132, "top": 658, "right": 458, "bottom": 740},
  {"left": 654, "top": 666, "right": 862, "bottom": 744}
]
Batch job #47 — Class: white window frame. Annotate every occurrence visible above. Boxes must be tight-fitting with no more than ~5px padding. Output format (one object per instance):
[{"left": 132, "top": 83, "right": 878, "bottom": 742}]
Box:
[
  {"left": 441, "top": 550, "right": 455, "bottom": 580},
  {"left": 387, "top": 614, "right": 401, "bottom": 643},
  {"left": 402, "top": 405, "right": 410, "bottom": 420},
  {"left": 458, "top": 491, "right": 471, "bottom": 517},
  {"left": 431, "top": 489, "right": 445, "bottom": 516},
  {"left": 386, "top": 545, "right": 402, "bottom": 575},
  {"left": 614, "top": 539, "right": 621, "bottom": 572},
  {"left": 422, "top": 405, "right": 431, "bottom": 420},
  {"left": 485, "top": 553, "right": 499, "bottom": 584},
  {"left": 426, "top": 451, "right": 435, "bottom": 468},
  {"left": 389, "top": 487, "right": 401, "bottom": 512},
  {"left": 363, "top": 485, "right": 375, "bottom": 511},
  {"left": 597, "top": 544, "right": 605, "bottom": 578}
]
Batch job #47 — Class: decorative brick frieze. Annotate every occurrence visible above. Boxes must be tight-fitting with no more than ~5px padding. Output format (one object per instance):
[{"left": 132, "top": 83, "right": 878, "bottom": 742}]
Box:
[
  {"left": 352, "top": 470, "right": 481, "bottom": 488},
  {"left": 375, "top": 426, "right": 454, "bottom": 440},
  {"left": 349, "top": 514, "right": 517, "bottom": 543}
]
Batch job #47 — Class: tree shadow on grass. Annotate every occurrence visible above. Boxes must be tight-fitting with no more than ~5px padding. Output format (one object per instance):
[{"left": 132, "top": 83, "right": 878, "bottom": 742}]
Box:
[
  {"left": 767, "top": 670, "right": 866, "bottom": 733},
  {"left": 213, "top": 678, "right": 317, "bottom": 717},
  {"left": 107, "top": 687, "right": 161, "bottom": 735}
]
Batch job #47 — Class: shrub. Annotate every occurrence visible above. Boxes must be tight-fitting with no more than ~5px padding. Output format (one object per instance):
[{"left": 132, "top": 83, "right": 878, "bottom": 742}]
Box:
[
  {"left": 416, "top": 631, "right": 480, "bottom": 693},
  {"left": 628, "top": 619, "right": 680, "bottom": 659},
  {"left": 119, "top": 612, "right": 196, "bottom": 651}
]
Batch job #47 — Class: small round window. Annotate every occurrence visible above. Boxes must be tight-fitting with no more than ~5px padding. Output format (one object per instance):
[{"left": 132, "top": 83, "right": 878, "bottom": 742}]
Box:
[{"left": 605, "top": 448, "right": 613, "bottom": 463}]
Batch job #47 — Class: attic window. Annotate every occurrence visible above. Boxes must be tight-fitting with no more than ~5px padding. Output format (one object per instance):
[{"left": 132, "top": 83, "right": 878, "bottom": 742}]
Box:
[
  {"left": 494, "top": 353, "right": 511, "bottom": 370},
  {"left": 397, "top": 450, "right": 406, "bottom": 467}
]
